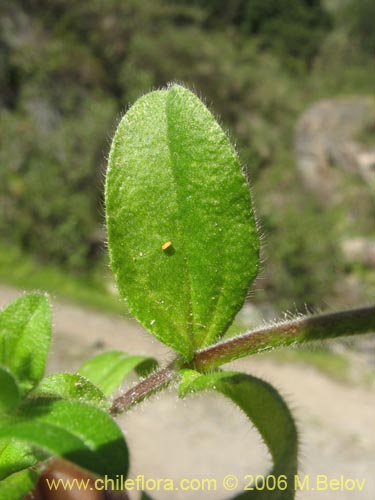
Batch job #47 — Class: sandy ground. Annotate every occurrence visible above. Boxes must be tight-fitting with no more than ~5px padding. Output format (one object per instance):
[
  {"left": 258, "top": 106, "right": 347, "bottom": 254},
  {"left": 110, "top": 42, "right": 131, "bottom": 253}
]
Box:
[{"left": 0, "top": 285, "right": 374, "bottom": 500}]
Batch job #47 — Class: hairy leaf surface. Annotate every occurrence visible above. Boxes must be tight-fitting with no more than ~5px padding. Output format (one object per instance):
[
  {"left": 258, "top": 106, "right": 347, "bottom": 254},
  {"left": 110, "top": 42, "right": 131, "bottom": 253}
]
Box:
[
  {"left": 179, "top": 370, "right": 298, "bottom": 499},
  {"left": 0, "top": 398, "right": 128, "bottom": 479},
  {"left": 106, "top": 84, "right": 259, "bottom": 358},
  {"left": 0, "top": 367, "right": 20, "bottom": 413},
  {"left": 78, "top": 351, "right": 158, "bottom": 396},
  {"left": 0, "top": 294, "right": 51, "bottom": 394},
  {"left": 35, "top": 373, "right": 109, "bottom": 410},
  {"left": 0, "top": 469, "right": 39, "bottom": 500},
  {"left": 0, "top": 440, "right": 39, "bottom": 481}
]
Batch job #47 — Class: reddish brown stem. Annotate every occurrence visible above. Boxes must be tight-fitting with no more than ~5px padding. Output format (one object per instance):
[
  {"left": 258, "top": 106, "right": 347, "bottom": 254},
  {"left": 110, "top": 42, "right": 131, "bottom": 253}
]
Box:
[
  {"left": 110, "top": 306, "right": 375, "bottom": 414},
  {"left": 110, "top": 365, "right": 177, "bottom": 415}
]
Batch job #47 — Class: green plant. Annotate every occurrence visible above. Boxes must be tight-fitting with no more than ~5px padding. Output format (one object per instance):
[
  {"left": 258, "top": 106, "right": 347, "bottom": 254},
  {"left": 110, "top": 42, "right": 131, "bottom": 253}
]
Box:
[{"left": 1, "top": 84, "right": 374, "bottom": 499}]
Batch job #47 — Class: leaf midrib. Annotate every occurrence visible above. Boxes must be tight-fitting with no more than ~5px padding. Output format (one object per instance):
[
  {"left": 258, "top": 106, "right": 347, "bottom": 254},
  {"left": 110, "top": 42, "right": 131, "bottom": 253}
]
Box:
[
  {"left": 165, "top": 91, "right": 195, "bottom": 353},
  {"left": 165, "top": 90, "right": 228, "bottom": 351}
]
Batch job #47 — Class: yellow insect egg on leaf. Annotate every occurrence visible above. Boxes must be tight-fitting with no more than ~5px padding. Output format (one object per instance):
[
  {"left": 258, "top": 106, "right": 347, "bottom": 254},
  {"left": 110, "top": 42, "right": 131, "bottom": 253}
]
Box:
[{"left": 162, "top": 241, "right": 172, "bottom": 251}]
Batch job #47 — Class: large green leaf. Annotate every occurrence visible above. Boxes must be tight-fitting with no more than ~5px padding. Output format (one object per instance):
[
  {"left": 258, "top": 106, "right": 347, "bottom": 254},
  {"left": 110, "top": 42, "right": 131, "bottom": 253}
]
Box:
[
  {"left": 0, "top": 398, "right": 129, "bottom": 479},
  {"left": 106, "top": 84, "right": 259, "bottom": 359},
  {"left": 0, "top": 367, "right": 20, "bottom": 413},
  {"left": 34, "top": 373, "right": 109, "bottom": 410},
  {"left": 0, "top": 294, "right": 51, "bottom": 394},
  {"left": 179, "top": 370, "right": 298, "bottom": 499},
  {"left": 0, "top": 469, "right": 39, "bottom": 500},
  {"left": 78, "top": 351, "right": 158, "bottom": 396}
]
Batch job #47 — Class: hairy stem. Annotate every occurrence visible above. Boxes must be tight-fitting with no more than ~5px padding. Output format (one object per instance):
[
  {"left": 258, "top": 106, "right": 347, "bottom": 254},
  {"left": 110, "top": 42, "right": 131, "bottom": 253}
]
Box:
[
  {"left": 192, "top": 306, "right": 375, "bottom": 370},
  {"left": 110, "top": 306, "right": 374, "bottom": 414},
  {"left": 110, "top": 365, "right": 177, "bottom": 415}
]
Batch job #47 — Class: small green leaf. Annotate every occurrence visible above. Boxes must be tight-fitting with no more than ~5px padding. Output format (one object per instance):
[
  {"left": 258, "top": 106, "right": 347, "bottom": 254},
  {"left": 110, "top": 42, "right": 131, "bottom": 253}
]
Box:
[
  {"left": 34, "top": 373, "right": 109, "bottom": 410},
  {"left": 0, "top": 367, "right": 20, "bottom": 413},
  {"left": 106, "top": 84, "right": 259, "bottom": 359},
  {"left": 0, "top": 398, "right": 129, "bottom": 479},
  {"left": 179, "top": 370, "right": 298, "bottom": 499},
  {"left": 0, "top": 440, "right": 40, "bottom": 481},
  {"left": 0, "top": 293, "right": 51, "bottom": 394},
  {"left": 78, "top": 351, "right": 158, "bottom": 396},
  {"left": 0, "top": 468, "right": 39, "bottom": 500}
]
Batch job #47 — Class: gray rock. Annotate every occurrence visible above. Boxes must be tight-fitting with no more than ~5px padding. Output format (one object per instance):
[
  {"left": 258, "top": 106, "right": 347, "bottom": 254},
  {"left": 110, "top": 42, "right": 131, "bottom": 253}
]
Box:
[
  {"left": 295, "top": 96, "right": 375, "bottom": 201},
  {"left": 341, "top": 237, "right": 375, "bottom": 267}
]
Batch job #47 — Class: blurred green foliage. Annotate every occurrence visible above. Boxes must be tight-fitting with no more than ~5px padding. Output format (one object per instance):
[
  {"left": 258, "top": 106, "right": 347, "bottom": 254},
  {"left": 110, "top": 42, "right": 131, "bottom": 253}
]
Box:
[
  {"left": 174, "top": 0, "right": 332, "bottom": 64},
  {"left": 340, "top": 0, "right": 375, "bottom": 55},
  {"left": 0, "top": 0, "right": 373, "bottom": 310}
]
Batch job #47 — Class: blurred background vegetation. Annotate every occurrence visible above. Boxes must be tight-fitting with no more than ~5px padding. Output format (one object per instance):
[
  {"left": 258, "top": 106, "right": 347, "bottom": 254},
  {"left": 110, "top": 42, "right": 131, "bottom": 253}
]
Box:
[{"left": 0, "top": 0, "right": 374, "bottom": 315}]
